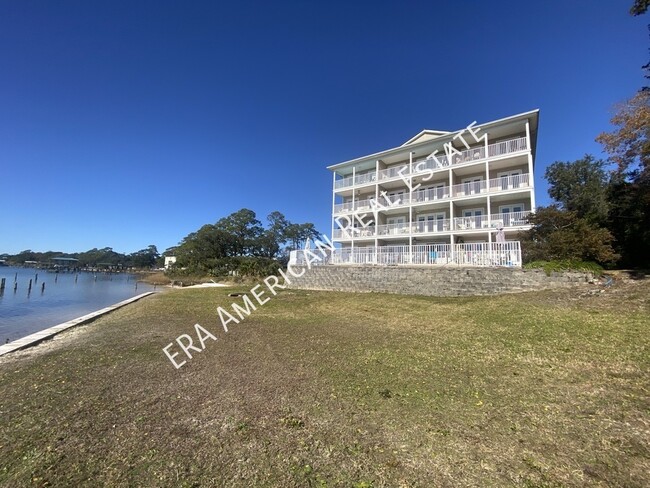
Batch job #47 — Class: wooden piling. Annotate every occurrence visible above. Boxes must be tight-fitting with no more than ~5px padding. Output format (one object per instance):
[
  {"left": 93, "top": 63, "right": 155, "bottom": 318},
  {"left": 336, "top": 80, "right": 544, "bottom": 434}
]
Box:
[
  {"left": 35, "top": 273, "right": 38, "bottom": 284},
  {"left": 0, "top": 278, "right": 5, "bottom": 291},
  {"left": 13, "top": 281, "right": 17, "bottom": 292},
  {"left": 41, "top": 282, "right": 45, "bottom": 293},
  {"left": 28, "top": 279, "right": 32, "bottom": 291}
]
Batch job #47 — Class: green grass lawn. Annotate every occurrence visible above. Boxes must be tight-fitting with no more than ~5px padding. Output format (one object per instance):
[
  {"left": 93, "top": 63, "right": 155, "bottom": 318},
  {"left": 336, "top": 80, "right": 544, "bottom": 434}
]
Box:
[{"left": 0, "top": 280, "right": 648, "bottom": 487}]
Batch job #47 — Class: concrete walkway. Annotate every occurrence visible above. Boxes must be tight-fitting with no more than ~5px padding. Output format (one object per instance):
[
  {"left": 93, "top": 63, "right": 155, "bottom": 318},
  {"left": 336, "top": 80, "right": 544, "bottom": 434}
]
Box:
[{"left": 0, "top": 292, "right": 155, "bottom": 357}]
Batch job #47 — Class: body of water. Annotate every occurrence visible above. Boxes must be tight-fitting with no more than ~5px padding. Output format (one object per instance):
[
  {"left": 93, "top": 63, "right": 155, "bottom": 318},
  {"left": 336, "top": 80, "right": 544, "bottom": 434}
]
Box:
[{"left": 0, "top": 266, "right": 157, "bottom": 344}]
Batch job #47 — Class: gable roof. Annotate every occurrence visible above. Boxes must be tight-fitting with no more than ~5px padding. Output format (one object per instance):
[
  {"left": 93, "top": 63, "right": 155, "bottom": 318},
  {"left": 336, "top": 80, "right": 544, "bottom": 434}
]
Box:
[
  {"left": 327, "top": 109, "right": 540, "bottom": 171},
  {"left": 401, "top": 129, "right": 450, "bottom": 146}
]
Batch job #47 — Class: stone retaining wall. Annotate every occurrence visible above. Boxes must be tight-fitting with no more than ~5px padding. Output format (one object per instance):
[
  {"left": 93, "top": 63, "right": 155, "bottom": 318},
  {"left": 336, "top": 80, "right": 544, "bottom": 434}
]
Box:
[{"left": 286, "top": 265, "right": 591, "bottom": 297}]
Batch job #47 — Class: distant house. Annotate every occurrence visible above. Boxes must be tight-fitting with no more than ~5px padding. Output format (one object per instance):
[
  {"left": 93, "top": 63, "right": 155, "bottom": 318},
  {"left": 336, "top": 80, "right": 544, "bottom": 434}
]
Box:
[
  {"left": 52, "top": 257, "right": 79, "bottom": 267},
  {"left": 164, "top": 256, "right": 177, "bottom": 269}
]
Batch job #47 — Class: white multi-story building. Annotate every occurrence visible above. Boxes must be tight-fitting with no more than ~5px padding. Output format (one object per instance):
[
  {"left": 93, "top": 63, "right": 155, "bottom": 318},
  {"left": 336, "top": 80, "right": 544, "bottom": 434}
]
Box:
[{"left": 326, "top": 110, "right": 538, "bottom": 266}]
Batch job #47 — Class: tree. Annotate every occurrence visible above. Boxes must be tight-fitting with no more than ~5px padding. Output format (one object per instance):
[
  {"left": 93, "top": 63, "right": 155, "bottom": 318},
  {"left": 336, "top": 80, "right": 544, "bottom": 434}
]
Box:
[
  {"left": 76, "top": 247, "right": 124, "bottom": 267},
  {"left": 596, "top": 85, "right": 650, "bottom": 268},
  {"left": 631, "top": 0, "right": 649, "bottom": 16},
  {"left": 596, "top": 90, "right": 650, "bottom": 180},
  {"left": 520, "top": 206, "right": 619, "bottom": 265},
  {"left": 175, "top": 224, "right": 235, "bottom": 270},
  {"left": 544, "top": 155, "right": 610, "bottom": 225},
  {"left": 170, "top": 208, "right": 321, "bottom": 276},
  {"left": 284, "top": 223, "right": 321, "bottom": 251},
  {"left": 604, "top": 174, "right": 650, "bottom": 268},
  {"left": 257, "top": 211, "right": 290, "bottom": 258},
  {"left": 214, "top": 209, "right": 264, "bottom": 256},
  {"left": 129, "top": 245, "right": 160, "bottom": 269}
]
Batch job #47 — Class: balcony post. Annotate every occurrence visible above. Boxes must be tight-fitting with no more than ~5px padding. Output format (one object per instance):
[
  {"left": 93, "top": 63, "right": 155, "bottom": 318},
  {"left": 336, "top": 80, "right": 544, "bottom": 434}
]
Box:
[
  {"left": 525, "top": 121, "right": 536, "bottom": 211},
  {"left": 331, "top": 172, "right": 336, "bottom": 243},
  {"left": 450, "top": 234, "right": 455, "bottom": 265},
  {"left": 409, "top": 151, "right": 414, "bottom": 264}
]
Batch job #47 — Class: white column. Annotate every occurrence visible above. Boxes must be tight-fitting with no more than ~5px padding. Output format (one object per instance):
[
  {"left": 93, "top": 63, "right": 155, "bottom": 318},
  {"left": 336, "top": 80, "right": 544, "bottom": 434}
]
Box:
[
  {"left": 351, "top": 167, "right": 356, "bottom": 262},
  {"left": 409, "top": 152, "right": 414, "bottom": 264},
  {"left": 525, "top": 121, "right": 536, "bottom": 211},
  {"left": 374, "top": 160, "right": 380, "bottom": 264},
  {"left": 331, "top": 172, "right": 336, "bottom": 242}
]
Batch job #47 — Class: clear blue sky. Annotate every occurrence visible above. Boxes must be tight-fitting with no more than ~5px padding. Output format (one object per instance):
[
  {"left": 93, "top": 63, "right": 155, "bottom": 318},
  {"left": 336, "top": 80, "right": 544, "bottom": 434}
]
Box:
[{"left": 0, "top": 0, "right": 646, "bottom": 255}]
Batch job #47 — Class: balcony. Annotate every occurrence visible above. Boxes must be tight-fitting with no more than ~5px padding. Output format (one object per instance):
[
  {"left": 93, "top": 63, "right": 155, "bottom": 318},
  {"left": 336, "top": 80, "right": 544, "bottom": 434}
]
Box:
[
  {"left": 376, "top": 223, "right": 411, "bottom": 236},
  {"left": 354, "top": 172, "right": 376, "bottom": 186},
  {"left": 333, "top": 226, "right": 376, "bottom": 239},
  {"left": 378, "top": 164, "right": 408, "bottom": 181},
  {"left": 451, "top": 180, "right": 487, "bottom": 198},
  {"left": 290, "top": 242, "right": 523, "bottom": 268},
  {"left": 413, "top": 219, "right": 451, "bottom": 234},
  {"left": 452, "top": 173, "right": 531, "bottom": 198},
  {"left": 375, "top": 220, "right": 452, "bottom": 237},
  {"left": 334, "top": 175, "right": 354, "bottom": 190},
  {"left": 333, "top": 202, "right": 354, "bottom": 214},
  {"left": 333, "top": 211, "right": 531, "bottom": 240},
  {"left": 334, "top": 136, "right": 529, "bottom": 190},
  {"left": 335, "top": 173, "right": 530, "bottom": 215},
  {"left": 412, "top": 186, "right": 450, "bottom": 203},
  {"left": 453, "top": 214, "right": 489, "bottom": 230},
  {"left": 454, "top": 211, "right": 531, "bottom": 231},
  {"left": 485, "top": 211, "right": 531, "bottom": 229},
  {"left": 488, "top": 173, "right": 530, "bottom": 192},
  {"left": 354, "top": 197, "right": 376, "bottom": 212}
]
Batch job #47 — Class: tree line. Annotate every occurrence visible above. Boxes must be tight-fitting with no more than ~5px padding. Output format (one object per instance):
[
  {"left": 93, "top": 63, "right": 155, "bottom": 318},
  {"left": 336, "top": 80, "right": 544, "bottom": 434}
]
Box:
[
  {"left": 521, "top": 1, "right": 649, "bottom": 269},
  {"left": 2, "top": 209, "right": 320, "bottom": 276},
  {"left": 2, "top": 245, "right": 161, "bottom": 269},
  {"left": 166, "top": 209, "right": 320, "bottom": 277}
]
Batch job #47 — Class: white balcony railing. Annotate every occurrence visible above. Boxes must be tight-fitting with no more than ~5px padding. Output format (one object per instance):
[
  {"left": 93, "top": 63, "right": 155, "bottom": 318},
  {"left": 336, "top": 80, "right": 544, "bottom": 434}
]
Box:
[
  {"left": 335, "top": 136, "right": 529, "bottom": 190},
  {"left": 452, "top": 180, "right": 488, "bottom": 198},
  {"left": 355, "top": 172, "right": 376, "bottom": 186},
  {"left": 454, "top": 214, "right": 490, "bottom": 230},
  {"left": 333, "top": 202, "right": 354, "bottom": 214},
  {"left": 378, "top": 164, "right": 409, "bottom": 181},
  {"left": 289, "top": 242, "right": 522, "bottom": 267},
  {"left": 448, "top": 145, "right": 486, "bottom": 166},
  {"left": 413, "top": 219, "right": 451, "bottom": 234},
  {"left": 454, "top": 211, "right": 531, "bottom": 231},
  {"left": 334, "top": 175, "right": 354, "bottom": 189},
  {"left": 412, "top": 154, "right": 451, "bottom": 173},
  {"left": 376, "top": 223, "right": 412, "bottom": 236},
  {"left": 488, "top": 137, "right": 528, "bottom": 158},
  {"left": 412, "top": 186, "right": 450, "bottom": 203},
  {"left": 333, "top": 226, "right": 376, "bottom": 239},
  {"left": 354, "top": 198, "right": 375, "bottom": 212},
  {"left": 335, "top": 173, "right": 529, "bottom": 215},
  {"left": 488, "top": 173, "right": 530, "bottom": 192},
  {"left": 452, "top": 173, "right": 531, "bottom": 198},
  {"left": 486, "top": 211, "right": 531, "bottom": 229}
]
